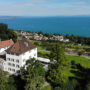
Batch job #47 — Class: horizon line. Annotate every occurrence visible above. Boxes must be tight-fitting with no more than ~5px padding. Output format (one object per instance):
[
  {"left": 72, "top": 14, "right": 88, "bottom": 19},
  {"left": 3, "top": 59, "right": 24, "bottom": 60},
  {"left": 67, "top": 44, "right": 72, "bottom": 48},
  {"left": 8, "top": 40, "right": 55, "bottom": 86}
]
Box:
[{"left": 0, "top": 15, "right": 90, "bottom": 17}]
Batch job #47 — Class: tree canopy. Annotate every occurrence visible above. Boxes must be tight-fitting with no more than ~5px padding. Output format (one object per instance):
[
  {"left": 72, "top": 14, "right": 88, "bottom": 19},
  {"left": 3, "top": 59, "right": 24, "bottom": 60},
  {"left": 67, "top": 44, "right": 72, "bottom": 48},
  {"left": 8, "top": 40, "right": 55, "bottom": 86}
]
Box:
[
  {"left": 47, "top": 43, "right": 69, "bottom": 88},
  {"left": 21, "top": 58, "right": 45, "bottom": 90},
  {"left": 0, "top": 23, "right": 17, "bottom": 42}
]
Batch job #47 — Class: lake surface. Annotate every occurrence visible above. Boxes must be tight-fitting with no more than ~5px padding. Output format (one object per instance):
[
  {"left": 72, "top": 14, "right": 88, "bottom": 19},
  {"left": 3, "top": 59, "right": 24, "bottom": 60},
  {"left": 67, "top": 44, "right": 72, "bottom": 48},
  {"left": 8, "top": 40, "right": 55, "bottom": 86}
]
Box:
[{"left": 0, "top": 16, "right": 90, "bottom": 37}]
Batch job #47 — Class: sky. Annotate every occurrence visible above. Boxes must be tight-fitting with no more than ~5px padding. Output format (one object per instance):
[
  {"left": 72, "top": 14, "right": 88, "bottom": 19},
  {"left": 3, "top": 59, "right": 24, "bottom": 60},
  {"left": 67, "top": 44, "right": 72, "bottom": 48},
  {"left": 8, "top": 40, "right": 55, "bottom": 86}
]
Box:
[{"left": 0, "top": 0, "right": 90, "bottom": 16}]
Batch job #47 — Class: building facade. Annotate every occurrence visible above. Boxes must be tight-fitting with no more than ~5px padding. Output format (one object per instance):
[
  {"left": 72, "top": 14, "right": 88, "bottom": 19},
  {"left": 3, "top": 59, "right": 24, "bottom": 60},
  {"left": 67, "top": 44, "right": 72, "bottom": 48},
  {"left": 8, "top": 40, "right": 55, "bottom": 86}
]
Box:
[{"left": 0, "top": 39, "right": 37, "bottom": 74}]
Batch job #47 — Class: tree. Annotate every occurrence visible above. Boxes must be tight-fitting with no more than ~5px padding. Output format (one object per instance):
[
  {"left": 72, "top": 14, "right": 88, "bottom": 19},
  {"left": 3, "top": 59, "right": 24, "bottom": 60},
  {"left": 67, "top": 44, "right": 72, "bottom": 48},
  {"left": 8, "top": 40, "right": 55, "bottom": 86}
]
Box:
[
  {"left": 86, "top": 81, "right": 90, "bottom": 90},
  {"left": 49, "top": 43, "right": 68, "bottom": 66},
  {"left": 0, "top": 23, "right": 18, "bottom": 42},
  {"left": 78, "top": 51, "right": 82, "bottom": 56},
  {"left": 0, "top": 69, "right": 8, "bottom": 90},
  {"left": 7, "top": 29, "right": 17, "bottom": 42},
  {"left": 0, "top": 23, "right": 8, "bottom": 33},
  {"left": 6, "top": 77, "right": 17, "bottom": 90},
  {"left": 21, "top": 58, "right": 45, "bottom": 90},
  {"left": 47, "top": 43, "right": 69, "bottom": 88}
]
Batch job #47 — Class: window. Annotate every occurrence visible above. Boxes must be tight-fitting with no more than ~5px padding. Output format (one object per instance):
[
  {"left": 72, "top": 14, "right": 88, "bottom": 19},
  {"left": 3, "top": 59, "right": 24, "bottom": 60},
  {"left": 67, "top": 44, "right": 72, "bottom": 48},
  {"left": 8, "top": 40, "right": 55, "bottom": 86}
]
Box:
[
  {"left": 16, "top": 54, "right": 19, "bottom": 56},
  {"left": 7, "top": 52, "right": 10, "bottom": 54},
  {"left": 11, "top": 53, "right": 14, "bottom": 55},
  {"left": 8, "top": 68, "right": 11, "bottom": 71},
  {"left": 12, "top": 64, "right": 15, "bottom": 67},
  {"left": 16, "top": 60, "right": 19, "bottom": 63},
  {"left": 7, "top": 58, "right": 10, "bottom": 61},
  {"left": 11, "top": 59, "right": 14, "bottom": 62},
  {"left": 17, "top": 70, "right": 20, "bottom": 73},
  {"left": 16, "top": 65, "right": 19, "bottom": 68},
  {"left": 12, "top": 69, "right": 15, "bottom": 72},
  {"left": 8, "top": 63, "right": 11, "bottom": 66}
]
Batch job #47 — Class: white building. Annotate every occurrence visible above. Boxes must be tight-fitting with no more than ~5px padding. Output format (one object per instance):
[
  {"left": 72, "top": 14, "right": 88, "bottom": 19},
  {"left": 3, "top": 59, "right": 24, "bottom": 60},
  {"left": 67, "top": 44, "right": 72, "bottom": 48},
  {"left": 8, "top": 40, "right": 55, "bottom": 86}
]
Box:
[
  {"left": 0, "top": 39, "right": 37, "bottom": 74},
  {"left": 64, "top": 39, "right": 69, "bottom": 42}
]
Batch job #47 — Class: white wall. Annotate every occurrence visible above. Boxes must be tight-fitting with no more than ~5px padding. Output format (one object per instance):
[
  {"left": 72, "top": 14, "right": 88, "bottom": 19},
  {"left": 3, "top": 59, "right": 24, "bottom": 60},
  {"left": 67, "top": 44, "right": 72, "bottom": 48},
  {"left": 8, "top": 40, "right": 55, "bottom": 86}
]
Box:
[
  {"left": 0, "top": 46, "right": 10, "bottom": 54},
  {"left": 0, "top": 60, "right": 4, "bottom": 70},
  {"left": 21, "top": 48, "right": 37, "bottom": 66},
  {"left": 5, "top": 48, "right": 37, "bottom": 74}
]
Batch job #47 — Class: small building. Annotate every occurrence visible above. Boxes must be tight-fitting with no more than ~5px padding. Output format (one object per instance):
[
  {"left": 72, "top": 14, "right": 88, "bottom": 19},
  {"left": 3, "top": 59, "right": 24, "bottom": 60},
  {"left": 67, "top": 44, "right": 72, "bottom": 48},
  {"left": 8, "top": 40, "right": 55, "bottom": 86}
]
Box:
[
  {"left": 0, "top": 39, "right": 37, "bottom": 74},
  {"left": 43, "top": 36, "right": 48, "bottom": 40},
  {"left": 64, "top": 39, "right": 69, "bottom": 42},
  {"left": 34, "top": 36, "right": 43, "bottom": 40}
]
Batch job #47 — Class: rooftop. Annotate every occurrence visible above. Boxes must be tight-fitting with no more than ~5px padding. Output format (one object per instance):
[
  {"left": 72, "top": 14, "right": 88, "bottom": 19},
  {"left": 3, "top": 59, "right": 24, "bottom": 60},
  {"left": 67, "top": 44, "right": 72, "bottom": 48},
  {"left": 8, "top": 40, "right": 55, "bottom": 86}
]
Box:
[
  {"left": 6, "top": 39, "right": 37, "bottom": 54},
  {"left": 0, "top": 40, "right": 14, "bottom": 49}
]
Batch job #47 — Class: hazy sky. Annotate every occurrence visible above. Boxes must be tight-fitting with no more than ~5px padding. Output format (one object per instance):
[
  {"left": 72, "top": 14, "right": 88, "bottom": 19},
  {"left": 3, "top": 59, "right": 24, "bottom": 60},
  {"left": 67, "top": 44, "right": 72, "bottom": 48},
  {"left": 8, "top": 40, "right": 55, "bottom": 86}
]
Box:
[{"left": 0, "top": 0, "right": 90, "bottom": 16}]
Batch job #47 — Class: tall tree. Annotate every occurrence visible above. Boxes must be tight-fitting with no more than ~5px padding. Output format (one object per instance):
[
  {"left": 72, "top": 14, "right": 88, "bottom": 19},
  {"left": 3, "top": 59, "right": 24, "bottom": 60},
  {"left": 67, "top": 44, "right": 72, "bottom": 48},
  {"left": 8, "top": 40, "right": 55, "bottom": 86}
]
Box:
[
  {"left": 21, "top": 58, "right": 45, "bottom": 90},
  {"left": 47, "top": 43, "right": 69, "bottom": 88}
]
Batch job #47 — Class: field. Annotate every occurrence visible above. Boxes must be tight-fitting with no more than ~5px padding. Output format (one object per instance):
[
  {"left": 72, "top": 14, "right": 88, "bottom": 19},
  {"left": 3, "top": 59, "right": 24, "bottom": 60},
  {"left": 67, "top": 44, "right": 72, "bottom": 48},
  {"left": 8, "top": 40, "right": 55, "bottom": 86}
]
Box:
[
  {"left": 30, "top": 40, "right": 90, "bottom": 78},
  {"left": 67, "top": 55, "right": 90, "bottom": 68},
  {"left": 66, "top": 55, "right": 90, "bottom": 77}
]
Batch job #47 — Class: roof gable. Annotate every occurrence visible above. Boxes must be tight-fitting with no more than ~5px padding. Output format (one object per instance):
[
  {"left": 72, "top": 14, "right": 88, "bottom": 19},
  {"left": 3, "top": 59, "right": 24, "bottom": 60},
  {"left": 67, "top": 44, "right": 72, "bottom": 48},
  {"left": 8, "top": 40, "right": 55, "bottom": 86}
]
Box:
[{"left": 6, "top": 39, "right": 37, "bottom": 54}]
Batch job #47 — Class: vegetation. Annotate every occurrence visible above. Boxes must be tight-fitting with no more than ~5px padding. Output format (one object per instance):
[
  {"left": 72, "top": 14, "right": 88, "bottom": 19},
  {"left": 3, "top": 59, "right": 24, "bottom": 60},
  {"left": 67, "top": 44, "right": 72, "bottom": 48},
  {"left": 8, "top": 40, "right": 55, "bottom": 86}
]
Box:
[
  {"left": 32, "top": 39, "right": 90, "bottom": 90},
  {"left": 65, "top": 34, "right": 90, "bottom": 45},
  {"left": 47, "top": 43, "right": 69, "bottom": 89},
  {"left": 0, "top": 23, "right": 17, "bottom": 42},
  {"left": 0, "top": 69, "right": 16, "bottom": 90},
  {"left": 21, "top": 58, "right": 45, "bottom": 90}
]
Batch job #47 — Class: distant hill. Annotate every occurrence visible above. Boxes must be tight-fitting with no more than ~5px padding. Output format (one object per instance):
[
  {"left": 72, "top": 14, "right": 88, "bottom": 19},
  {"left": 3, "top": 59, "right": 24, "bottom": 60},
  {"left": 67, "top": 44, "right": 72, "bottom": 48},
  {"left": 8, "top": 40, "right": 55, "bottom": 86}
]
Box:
[{"left": 0, "top": 16, "right": 15, "bottom": 19}]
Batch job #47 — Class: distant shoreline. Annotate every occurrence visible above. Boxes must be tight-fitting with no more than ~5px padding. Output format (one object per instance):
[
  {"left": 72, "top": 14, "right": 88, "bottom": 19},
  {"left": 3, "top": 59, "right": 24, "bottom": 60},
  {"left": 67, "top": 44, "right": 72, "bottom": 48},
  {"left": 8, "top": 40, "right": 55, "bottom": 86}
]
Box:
[{"left": 0, "top": 16, "right": 15, "bottom": 19}]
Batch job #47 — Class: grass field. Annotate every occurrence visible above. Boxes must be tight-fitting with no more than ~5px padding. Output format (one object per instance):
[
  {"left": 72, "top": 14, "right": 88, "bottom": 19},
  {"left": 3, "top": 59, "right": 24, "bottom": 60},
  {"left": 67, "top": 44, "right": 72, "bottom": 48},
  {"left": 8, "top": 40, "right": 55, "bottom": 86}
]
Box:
[
  {"left": 67, "top": 55, "right": 90, "bottom": 68},
  {"left": 66, "top": 55, "right": 90, "bottom": 77}
]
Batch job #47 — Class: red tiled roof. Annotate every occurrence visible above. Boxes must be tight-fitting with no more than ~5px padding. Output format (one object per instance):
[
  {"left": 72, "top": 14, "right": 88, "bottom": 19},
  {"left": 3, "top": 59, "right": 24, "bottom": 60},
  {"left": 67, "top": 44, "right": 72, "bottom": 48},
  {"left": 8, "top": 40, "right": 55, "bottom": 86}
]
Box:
[
  {"left": 0, "top": 40, "right": 14, "bottom": 49},
  {"left": 6, "top": 39, "right": 37, "bottom": 54}
]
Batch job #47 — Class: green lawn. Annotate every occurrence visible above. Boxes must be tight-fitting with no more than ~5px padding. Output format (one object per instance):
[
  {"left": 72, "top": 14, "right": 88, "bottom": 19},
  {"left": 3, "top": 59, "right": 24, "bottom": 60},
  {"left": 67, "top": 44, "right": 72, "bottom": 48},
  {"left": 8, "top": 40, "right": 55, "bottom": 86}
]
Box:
[
  {"left": 37, "top": 45, "right": 90, "bottom": 69},
  {"left": 38, "top": 46, "right": 46, "bottom": 51},
  {"left": 66, "top": 55, "right": 90, "bottom": 77},
  {"left": 67, "top": 55, "right": 90, "bottom": 68}
]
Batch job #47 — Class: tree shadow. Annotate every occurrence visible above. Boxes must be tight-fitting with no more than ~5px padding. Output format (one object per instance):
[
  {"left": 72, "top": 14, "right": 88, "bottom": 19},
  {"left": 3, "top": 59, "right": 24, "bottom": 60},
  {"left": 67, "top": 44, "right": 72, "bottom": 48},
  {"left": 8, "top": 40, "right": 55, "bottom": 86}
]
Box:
[
  {"left": 11, "top": 75, "right": 25, "bottom": 90},
  {"left": 70, "top": 61, "right": 90, "bottom": 90}
]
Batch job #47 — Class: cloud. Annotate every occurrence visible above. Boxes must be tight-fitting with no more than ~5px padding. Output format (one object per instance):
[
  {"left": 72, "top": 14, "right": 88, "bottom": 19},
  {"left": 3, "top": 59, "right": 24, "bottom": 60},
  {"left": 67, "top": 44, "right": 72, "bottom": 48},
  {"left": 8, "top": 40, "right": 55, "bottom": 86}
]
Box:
[
  {"left": 24, "top": 3, "right": 34, "bottom": 6},
  {"left": 0, "top": 0, "right": 90, "bottom": 16},
  {"left": 19, "top": 0, "right": 48, "bottom": 6},
  {"left": 74, "top": 1, "right": 88, "bottom": 5}
]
